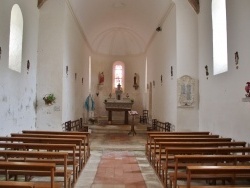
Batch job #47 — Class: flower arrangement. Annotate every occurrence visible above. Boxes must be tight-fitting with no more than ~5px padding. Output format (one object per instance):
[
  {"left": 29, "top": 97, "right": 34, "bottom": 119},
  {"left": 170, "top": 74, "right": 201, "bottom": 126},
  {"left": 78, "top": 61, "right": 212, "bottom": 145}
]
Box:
[{"left": 43, "top": 93, "right": 56, "bottom": 105}]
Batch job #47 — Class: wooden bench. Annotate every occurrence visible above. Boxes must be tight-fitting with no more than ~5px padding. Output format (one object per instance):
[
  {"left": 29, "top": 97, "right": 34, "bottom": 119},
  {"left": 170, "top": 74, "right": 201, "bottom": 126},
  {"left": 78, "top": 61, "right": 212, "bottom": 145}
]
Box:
[
  {"left": 163, "top": 147, "right": 250, "bottom": 186},
  {"left": 11, "top": 133, "right": 88, "bottom": 167},
  {"left": 0, "top": 150, "right": 71, "bottom": 188},
  {"left": 152, "top": 139, "right": 238, "bottom": 172},
  {"left": 186, "top": 166, "right": 250, "bottom": 188},
  {"left": 0, "top": 161, "right": 60, "bottom": 188},
  {"left": 170, "top": 155, "right": 250, "bottom": 188},
  {"left": 146, "top": 134, "right": 220, "bottom": 161},
  {"left": 151, "top": 141, "right": 246, "bottom": 183},
  {"left": 0, "top": 136, "right": 84, "bottom": 170},
  {"left": 0, "top": 181, "right": 34, "bottom": 188},
  {"left": 146, "top": 131, "right": 211, "bottom": 159},
  {"left": 0, "top": 142, "right": 78, "bottom": 184},
  {"left": 21, "top": 130, "right": 91, "bottom": 160}
]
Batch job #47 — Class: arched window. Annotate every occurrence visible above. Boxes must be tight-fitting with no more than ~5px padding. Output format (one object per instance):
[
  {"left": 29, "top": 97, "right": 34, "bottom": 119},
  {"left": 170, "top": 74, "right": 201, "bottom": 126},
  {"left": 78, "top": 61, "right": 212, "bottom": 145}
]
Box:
[
  {"left": 112, "top": 61, "right": 125, "bottom": 91},
  {"left": 9, "top": 4, "right": 23, "bottom": 73},
  {"left": 212, "top": 0, "right": 228, "bottom": 75}
]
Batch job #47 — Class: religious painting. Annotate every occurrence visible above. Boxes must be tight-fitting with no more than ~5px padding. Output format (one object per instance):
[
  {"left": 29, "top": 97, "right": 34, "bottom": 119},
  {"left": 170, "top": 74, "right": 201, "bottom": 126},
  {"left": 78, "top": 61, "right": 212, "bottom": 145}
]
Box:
[{"left": 177, "top": 75, "right": 195, "bottom": 107}]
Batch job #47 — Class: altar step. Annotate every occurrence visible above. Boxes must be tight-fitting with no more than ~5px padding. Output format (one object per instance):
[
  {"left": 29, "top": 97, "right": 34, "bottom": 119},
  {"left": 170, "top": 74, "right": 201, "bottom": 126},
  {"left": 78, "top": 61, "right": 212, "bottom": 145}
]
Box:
[{"left": 88, "top": 123, "right": 148, "bottom": 134}]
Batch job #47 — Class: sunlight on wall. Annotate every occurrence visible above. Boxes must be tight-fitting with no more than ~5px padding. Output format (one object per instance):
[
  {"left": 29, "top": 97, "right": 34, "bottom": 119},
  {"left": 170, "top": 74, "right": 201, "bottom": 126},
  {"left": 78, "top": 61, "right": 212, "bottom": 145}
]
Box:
[
  {"left": 212, "top": 0, "right": 228, "bottom": 75},
  {"left": 9, "top": 4, "right": 23, "bottom": 73}
]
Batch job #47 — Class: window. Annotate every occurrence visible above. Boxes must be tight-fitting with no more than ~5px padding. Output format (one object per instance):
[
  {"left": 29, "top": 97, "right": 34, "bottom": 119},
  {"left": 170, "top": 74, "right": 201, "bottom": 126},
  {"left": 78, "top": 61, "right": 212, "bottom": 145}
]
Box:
[
  {"left": 9, "top": 4, "right": 23, "bottom": 72},
  {"left": 212, "top": 0, "right": 228, "bottom": 75},
  {"left": 113, "top": 61, "right": 125, "bottom": 91}
]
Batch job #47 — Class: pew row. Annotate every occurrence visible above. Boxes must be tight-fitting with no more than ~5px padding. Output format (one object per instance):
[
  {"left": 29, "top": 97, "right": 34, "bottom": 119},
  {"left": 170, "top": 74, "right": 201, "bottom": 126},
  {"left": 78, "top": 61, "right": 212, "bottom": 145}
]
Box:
[
  {"left": 186, "top": 166, "right": 250, "bottom": 188},
  {"left": 0, "top": 150, "right": 71, "bottom": 188},
  {"left": 170, "top": 155, "right": 250, "bottom": 188},
  {"left": 0, "top": 142, "right": 77, "bottom": 184},
  {"left": 0, "top": 161, "right": 61, "bottom": 188},
  {"left": 21, "top": 130, "right": 90, "bottom": 159},
  {"left": 0, "top": 136, "right": 84, "bottom": 170},
  {"left": 163, "top": 147, "right": 250, "bottom": 186}
]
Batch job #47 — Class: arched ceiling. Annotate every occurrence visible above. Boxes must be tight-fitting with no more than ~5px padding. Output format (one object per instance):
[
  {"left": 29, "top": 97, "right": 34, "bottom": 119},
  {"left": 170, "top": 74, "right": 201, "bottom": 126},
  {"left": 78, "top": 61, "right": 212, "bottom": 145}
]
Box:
[{"left": 68, "top": 0, "right": 173, "bottom": 56}]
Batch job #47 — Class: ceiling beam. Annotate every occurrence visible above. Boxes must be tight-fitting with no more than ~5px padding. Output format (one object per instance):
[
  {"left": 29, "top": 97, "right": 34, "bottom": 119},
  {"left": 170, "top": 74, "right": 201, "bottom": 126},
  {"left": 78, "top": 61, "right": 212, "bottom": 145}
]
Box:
[
  {"left": 188, "top": 0, "right": 200, "bottom": 14},
  {"left": 37, "top": 0, "right": 47, "bottom": 9}
]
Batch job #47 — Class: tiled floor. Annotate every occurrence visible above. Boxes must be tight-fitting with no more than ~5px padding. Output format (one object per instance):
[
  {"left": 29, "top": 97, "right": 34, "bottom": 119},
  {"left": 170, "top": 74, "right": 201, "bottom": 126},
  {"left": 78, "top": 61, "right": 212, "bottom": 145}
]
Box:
[{"left": 74, "top": 124, "right": 163, "bottom": 188}]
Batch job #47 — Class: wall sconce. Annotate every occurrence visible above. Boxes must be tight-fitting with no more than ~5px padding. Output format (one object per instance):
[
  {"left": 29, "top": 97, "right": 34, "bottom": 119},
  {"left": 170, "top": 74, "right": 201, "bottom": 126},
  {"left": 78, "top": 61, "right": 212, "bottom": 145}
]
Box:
[
  {"left": 235, "top": 51, "right": 239, "bottom": 69},
  {"left": 75, "top": 73, "right": 77, "bottom": 80},
  {"left": 66, "top": 66, "right": 68, "bottom": 76},
  {"left": 96, "top": 92, "right": 99, "bottom": 97},
  {"left": 0, "top": 47, "right": 2, "bottom": 60},
  {"left": 82, "top": 77, "right": 84, "bottom": 85},
  {"left": 27, "top": 60, "right": 30, "bottom": 74},
  {"left": 205, "top": 65, "right": 209, "bottom": 79},
  {"left": 171, "top": 66, "right": 173, "bottom": 79},
  {"left": 161, "top": 75, "right": 163, "bottom": 85},
  {"left": 153, "top": 80, "right": 155, "bottom": 87}
]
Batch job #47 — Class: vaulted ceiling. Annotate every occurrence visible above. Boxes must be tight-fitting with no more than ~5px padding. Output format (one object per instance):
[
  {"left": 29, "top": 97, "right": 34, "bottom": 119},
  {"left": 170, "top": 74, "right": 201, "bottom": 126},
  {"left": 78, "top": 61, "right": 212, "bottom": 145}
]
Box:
[{"left": 39, "top": 0, "right": 199, "bottom": 56}]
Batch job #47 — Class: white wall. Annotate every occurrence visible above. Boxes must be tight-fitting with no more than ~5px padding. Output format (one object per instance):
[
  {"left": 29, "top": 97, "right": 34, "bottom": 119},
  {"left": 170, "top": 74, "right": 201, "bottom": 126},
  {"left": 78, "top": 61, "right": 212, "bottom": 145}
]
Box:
[
  {"left": 0, "top": 0, "right": 39, "bottom": 136},
  {"left": 36, "top": 0, "right": 64, "bottom": 130},
  {"left": 37, "top": 0, "right": 91, "bottom": 130},
  {"left": 62, "top": 2, "right": 91, "bottom": 123},
  {"left": 146, "top": 4, "right": 177, "bottom": 126},
  {"left": 199, "top": 0, "right": 250, "bottom": 143},
  {"left": 174, "top": 0, "right": 199, "bottom": 131}
]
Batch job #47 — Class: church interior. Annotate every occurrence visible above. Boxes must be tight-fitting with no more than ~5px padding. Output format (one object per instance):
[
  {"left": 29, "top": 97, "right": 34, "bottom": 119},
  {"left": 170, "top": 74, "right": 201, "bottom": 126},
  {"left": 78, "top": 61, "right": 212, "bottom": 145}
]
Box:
[{"left": 1, "top": 0, "right": 250, "bottom": 187}]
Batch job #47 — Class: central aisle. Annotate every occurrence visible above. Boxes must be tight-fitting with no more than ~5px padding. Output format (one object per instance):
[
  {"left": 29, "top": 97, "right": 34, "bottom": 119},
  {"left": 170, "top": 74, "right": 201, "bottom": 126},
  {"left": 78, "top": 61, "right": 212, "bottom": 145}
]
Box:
[{"left": 74, "top": 124, "right": 163, "bottom": 188}]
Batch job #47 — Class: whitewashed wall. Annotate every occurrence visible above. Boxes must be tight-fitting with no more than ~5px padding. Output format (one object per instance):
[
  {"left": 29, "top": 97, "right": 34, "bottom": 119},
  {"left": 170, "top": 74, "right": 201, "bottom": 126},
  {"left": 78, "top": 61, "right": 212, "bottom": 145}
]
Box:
[
  {"left": 36, "top": 0, "right": 65, "bottom": 130},
  {"left": 37, "top": 0, "right": 90, "bottom": 130},
  {"left": 62, "top": 2, "right": 91, "bottom": 123},
  {"left": 0, "top": 0, "right": 39, "bottom": 136},
  {"left": 174, "top": 0, "right": 199, "bottom": 131},
  {"left": 91, "top": 54, "right": 146, "bottom": 122},
  {"left": 146, "top": 4, "right": 177, "bottom": 126},
  {"left": 199, "top": 0, "right": 250, "bottom": 143}
]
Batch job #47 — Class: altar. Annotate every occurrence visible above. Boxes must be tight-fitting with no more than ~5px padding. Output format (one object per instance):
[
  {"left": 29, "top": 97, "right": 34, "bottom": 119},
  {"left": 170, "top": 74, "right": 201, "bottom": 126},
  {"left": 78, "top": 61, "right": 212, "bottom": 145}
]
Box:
[
  {"left": 104, "top": 98, "right": 133, "bottom": 124},
  {"left": 104, "top": 83, "right": 134, "bottom": 124}
]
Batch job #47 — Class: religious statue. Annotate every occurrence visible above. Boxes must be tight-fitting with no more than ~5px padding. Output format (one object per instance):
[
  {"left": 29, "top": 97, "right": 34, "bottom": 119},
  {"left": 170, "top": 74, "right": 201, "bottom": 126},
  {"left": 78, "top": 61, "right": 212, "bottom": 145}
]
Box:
[
  {"left": 245, "top": 82, "right": 250, "bottom": 97},
  {"left": 133, "top": 73, "right": 139, "bottom": 89},
  {"left": 99, "top": 72, "right": 104, "bottom": 85}
]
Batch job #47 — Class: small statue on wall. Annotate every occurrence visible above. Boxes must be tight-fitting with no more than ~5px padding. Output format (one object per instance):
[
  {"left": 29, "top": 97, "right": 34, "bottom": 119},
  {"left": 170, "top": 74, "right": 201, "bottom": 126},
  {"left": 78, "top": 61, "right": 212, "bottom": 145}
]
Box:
[
  {"left": 99, "top": 72, "right": 104, "bottom": 85},
  {"left": 133, "top": 73, "right": 139, "bottom": 89},
  {"left": 235, "top": 51, "right": 239, "bottom": 69}
]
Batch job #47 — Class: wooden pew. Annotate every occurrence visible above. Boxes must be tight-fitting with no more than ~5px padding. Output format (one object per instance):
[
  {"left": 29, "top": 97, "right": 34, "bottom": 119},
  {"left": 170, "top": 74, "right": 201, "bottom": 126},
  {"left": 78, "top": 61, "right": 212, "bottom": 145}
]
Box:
[
  {"left": 146, "top": 134, "right": 220, "bottom": 161},
  {"left": 11, "top": 133, "right": 88, "bottom": 167},
  {"left": 146, "top": 131, "right": 211, "bottom": 159},
  {"left": 0, "top": 136, "right": 84, "bottom": 170},
  {"left": 21, "top": 130, "right": 90, "bottom": 159},
  {"left": 0, "top": 181, "right": 34, "bottom": 188},
  {"left": 163, "top": 147, "right": 250, "bottom": 186},
  {"left": 186, "top": 166, "right": 250, "bottom": 188},
  {"left": 170, "top": 155, "right": 250, "bottom": 188},
  {"left": 152, "top": 138, "right": 238, "bottom": 173},
  {"left": 0, "top": 161, "right": 59, "bottom": 188},
  {"left": 152, "top": 141, "right": 246, "bottom": 182},
  {"left": 0, "top": 142, "right": 77, "bottom": 184},
  {"left": 0, "top": 150, "right": 70, "bottom": 188}
]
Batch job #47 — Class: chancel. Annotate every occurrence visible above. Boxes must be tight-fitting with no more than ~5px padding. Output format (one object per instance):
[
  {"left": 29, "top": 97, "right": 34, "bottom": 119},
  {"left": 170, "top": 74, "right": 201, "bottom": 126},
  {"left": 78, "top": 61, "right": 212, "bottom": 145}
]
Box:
[{"left": 104, "top": 83, "right": 134, "bottom": 124}]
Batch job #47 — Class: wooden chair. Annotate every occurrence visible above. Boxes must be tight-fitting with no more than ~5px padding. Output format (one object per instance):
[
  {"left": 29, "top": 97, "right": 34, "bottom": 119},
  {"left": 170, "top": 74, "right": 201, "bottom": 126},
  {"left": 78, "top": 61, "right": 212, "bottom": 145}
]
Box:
[{"left": 140, "top": 110, "right": 148, "bottom": 124}]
